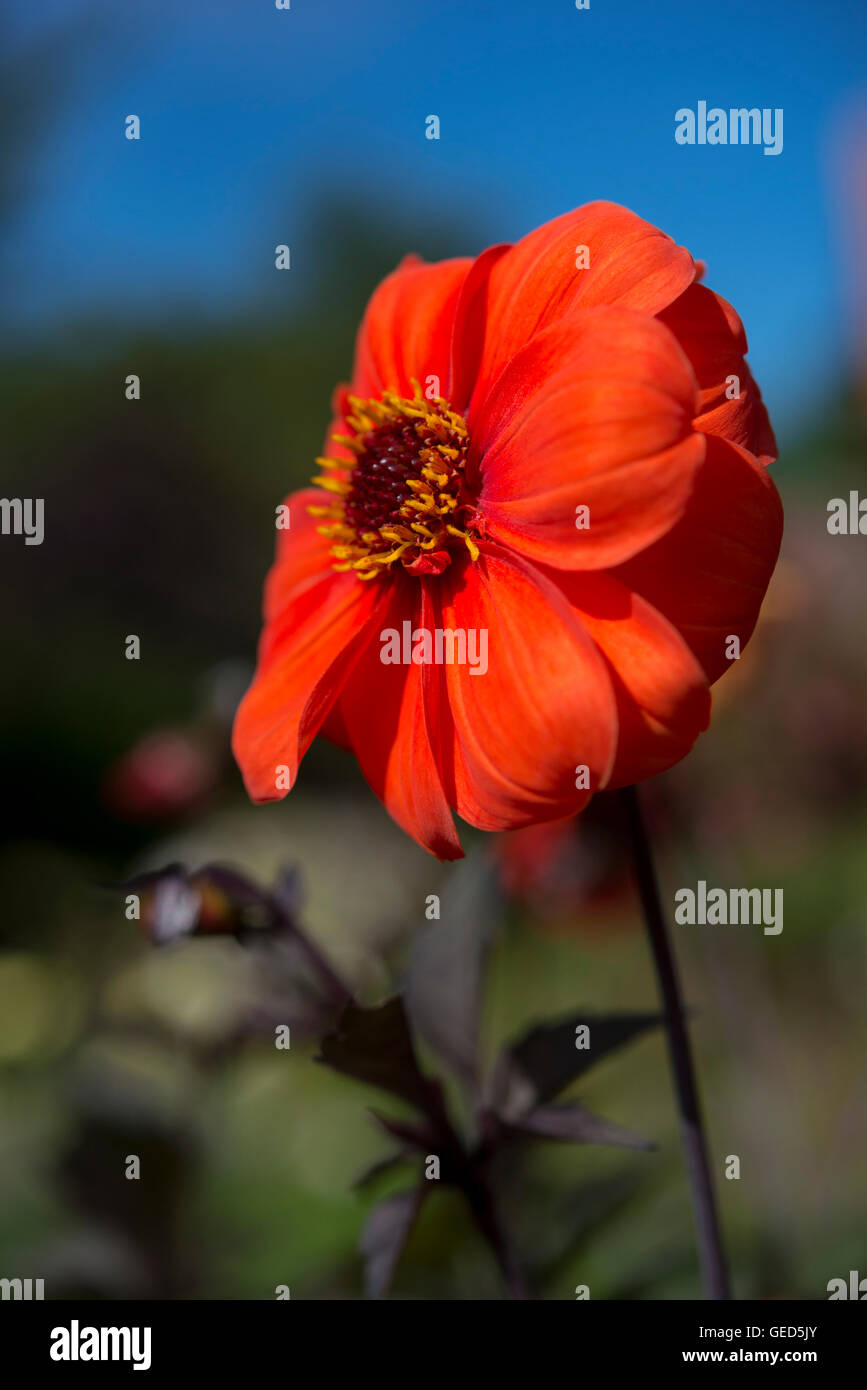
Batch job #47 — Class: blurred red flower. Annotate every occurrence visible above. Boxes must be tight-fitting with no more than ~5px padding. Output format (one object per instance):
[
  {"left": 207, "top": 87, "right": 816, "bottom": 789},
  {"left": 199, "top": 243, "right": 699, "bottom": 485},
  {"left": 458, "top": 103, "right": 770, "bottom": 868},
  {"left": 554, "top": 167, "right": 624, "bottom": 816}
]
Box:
[
  {"left": 103, "top": 728, "right": 219, "bottom": 822},
  {"left": 233, "top": 202, "right": 782, "bottom": 859}
]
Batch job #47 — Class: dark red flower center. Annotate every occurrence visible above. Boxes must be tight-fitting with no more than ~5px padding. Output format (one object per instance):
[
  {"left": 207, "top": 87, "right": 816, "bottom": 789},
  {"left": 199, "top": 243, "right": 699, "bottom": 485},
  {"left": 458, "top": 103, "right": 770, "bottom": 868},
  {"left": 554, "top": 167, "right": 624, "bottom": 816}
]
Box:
[{"left": 309, "top": 383, "right": 479, "bottom": 579}]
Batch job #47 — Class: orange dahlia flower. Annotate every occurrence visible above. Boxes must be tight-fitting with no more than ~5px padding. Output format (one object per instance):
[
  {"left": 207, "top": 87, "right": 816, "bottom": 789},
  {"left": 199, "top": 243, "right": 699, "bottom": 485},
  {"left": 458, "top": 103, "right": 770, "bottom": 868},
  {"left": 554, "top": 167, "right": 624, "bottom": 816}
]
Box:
[{"left": 233, "top": 202, "right": 782, "bottom": 860}]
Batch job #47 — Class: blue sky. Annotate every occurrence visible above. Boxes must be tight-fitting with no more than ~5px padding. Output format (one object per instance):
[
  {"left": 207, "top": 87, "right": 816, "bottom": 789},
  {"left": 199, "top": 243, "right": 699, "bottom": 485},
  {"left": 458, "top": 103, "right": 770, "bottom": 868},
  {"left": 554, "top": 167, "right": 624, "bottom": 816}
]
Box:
[{"left": 5, "top": 0, "right": 866, "bottom": 439}]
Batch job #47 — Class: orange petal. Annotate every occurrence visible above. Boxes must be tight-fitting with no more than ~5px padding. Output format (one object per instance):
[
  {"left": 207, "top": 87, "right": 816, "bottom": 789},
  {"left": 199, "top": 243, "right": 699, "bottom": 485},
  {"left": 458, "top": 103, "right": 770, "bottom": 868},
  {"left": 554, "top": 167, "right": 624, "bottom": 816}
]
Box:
[
  {"left": 263, "top": 487, "right": 338, "bottom": 631},
  {"left": 232, "top": 568, "right": 391, "bottom": 802},
  {"left": 612, "top": 434, "right": 784, "bottom": 685},
  {"left": 318, "top": 697, "right": 352, "bottom": 752},
  {"left": 339, "top": 575, "right": 463, "bottom": 860},
  {"left": 471, "top": 201, "right": 697, "bottom": 409},
  {"left": 550, "top": 568, "right": 711, "bottom": 786},
  {"left": 447, "top": 241, "right": 510, "bottom": 412},
  {"left": 658, "top": 283, "right": 777, "bottom": 465},
  {"left": 471, "top": 306, "right": 704, "bottom": 569},
  {"left": 423, "top": 545, "right": 618, "bottom": 831},
  {"left": 351, "top": 255, "right": 474, "bottom": 402}
]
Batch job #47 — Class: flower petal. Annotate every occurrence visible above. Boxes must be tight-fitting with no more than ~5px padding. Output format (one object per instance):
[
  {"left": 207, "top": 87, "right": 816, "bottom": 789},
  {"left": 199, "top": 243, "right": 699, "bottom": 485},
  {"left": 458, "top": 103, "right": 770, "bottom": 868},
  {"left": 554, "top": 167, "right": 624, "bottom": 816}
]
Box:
[
  {"left": 232, "top": 568, "right": 391, "bottom": 802},
  {"left": 423, "top": 546, "right": 618, "bottom": 831},
  {"left": 550, "top": 568, "right": 711, "bottom": 786},
  {"left": 658, "top": 283, "right": 777, "bottom": 465},
  {"left": 447, "top": 241, "right": 510, "bottom": 412},
  {"left": 263, "top": 487, "right": 337, "bottom": 630},
  {"left": 339, "top": 575, "right": 463, "bottom": 860},
  {"left": 471, "top": 306, "right": 704, "bottom": 569},
  {"left": 471, "top": 201, "right": 697, "bottom": 409},
  {"left": 318, "top": 697, "right": 352, "bottom": 752},
  {"left": 351, "top": 254, "right": 474, "bottom": 402},
  {"left": 612, "top": 434, "right": 784, "bottom": 685}
]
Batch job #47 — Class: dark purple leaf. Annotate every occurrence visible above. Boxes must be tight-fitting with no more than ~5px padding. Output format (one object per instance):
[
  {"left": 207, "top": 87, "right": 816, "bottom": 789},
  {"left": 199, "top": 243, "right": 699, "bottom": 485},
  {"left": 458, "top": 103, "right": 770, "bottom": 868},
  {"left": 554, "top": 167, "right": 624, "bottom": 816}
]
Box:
[
  {"left": 352, "top": 1151, "right": 411, "bottom": 1191},
  {"left": 359, "top": 1187, "right": 424, "bottom": 1299},
  {"left": 368, "top": 1109, "right": 438, "bottom": 1152},
  {"left": 492, "top": 1012, "right": 660, "bottom": 1121},
  {"left": 404, "top": 854, "right": 501, "bottom": 1095},
  {"left": 317, "top": 998, "right": 444, "bottom": 1115},
  {"left": 270, "top": 864, "right": 304, "bottom": 924},
  {"left": 252, "top": 928, "right": 350, "bottom": 1035},
  {"left": 520, "top": 1173, "right": 646, "bottom": 1288},
  {"left": 514, "top": 1102, "right": 654, "bottom": 1150}
]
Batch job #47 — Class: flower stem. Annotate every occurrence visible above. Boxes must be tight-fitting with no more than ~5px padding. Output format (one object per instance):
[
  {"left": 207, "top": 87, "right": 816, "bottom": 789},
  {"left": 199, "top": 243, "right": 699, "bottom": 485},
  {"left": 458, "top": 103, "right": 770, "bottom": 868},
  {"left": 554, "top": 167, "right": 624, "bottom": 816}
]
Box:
[{"left": 619, "top": 784, "right": 731, "bottom": 1300}]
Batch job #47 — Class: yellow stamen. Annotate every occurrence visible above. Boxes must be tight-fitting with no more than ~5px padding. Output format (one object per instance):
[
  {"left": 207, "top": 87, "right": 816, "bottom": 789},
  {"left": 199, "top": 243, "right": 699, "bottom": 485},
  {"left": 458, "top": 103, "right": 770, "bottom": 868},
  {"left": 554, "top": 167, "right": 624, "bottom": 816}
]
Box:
[{"left": 308, "top": 380, "right": 480, "bottom": 580}]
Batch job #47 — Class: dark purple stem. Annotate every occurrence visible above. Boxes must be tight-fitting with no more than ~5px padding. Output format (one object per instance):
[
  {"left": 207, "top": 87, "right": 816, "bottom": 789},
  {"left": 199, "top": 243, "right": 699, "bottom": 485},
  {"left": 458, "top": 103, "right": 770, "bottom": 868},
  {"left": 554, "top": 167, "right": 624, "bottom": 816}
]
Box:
[{"left": 619, "top": 784, "right": 731, "bottom": 1300}]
